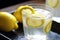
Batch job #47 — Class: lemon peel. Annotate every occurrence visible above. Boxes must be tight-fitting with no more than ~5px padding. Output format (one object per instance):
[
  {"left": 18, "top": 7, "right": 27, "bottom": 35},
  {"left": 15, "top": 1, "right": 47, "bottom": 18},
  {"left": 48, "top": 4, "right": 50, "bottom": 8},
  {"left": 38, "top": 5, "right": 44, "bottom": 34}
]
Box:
[
  {"left": 0, "top": 12, "right": 18, "bottom": 32},
  {"left": 13, "top": 5, "right": 35, "bottom": 23}
]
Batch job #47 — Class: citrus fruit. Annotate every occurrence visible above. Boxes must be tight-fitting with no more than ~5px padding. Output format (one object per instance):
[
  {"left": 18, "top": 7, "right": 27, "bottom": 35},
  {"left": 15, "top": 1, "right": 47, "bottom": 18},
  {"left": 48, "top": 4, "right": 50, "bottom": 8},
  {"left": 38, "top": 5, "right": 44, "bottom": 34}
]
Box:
[
  {"left": 13, "top": 5, "right": 35, "bottom": 23},
  {"left": 43, "top": 19, "right": 52, "bottom": 33},
  {"left": 47, "top": 0, "right": 59, "bottom": 8},
  {"left": 26, "top": 13, "right": 44, "bottom": 28},
  {"left": 0, "top": 12, "right": 18, "bottom": 32},
  {"left": 59, "top": 0, "right": 60, "bottom": 4}
]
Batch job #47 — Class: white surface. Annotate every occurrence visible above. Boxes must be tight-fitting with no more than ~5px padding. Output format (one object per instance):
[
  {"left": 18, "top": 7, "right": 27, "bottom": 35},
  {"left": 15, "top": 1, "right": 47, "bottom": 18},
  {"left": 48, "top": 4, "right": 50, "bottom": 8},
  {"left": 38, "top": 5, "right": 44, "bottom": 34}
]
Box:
[{"left": 52, "top": 17, "right": 60, "bottom": 23}]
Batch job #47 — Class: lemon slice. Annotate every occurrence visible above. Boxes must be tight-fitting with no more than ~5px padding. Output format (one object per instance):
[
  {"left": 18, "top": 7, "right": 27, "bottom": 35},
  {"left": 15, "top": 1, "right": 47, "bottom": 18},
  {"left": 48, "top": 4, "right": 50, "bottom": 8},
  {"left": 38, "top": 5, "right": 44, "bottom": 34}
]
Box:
[
  {"left": 13, "top": 5, "right": 35, "bottom": 23},
  {"left": 59, "top": 0, "right": 60, "bottom": 4},
  {"left": 47, "top": 0, "right": 59, "bottom": 8},
  {"left": 26, "top": 14, "right": 44, "bottom": 28},
  {"left": 43, "top": 19, "right": 52, "bottom": 33}
]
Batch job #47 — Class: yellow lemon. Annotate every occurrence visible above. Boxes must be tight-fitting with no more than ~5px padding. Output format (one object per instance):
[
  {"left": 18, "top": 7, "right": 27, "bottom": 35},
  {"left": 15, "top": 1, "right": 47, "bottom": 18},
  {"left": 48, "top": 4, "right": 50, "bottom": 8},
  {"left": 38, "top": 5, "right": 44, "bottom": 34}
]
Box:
[
  {"left": 47, "top": 0, "right": 59, "bottom": 8},
  {"left": 59, "top": 0, "right": 60, "bottom": 4},
  {"left": 0, "top": 12, "right": 18, "bottom": 32},
  {"left": 43, "top": 19, "right": 52, "bottom": 33},
  {"left": 26, "top": 13, "right": 44, "bottom": 28},
  {"left": 13, "top": 5, "right": 35, "bottom": 23}
]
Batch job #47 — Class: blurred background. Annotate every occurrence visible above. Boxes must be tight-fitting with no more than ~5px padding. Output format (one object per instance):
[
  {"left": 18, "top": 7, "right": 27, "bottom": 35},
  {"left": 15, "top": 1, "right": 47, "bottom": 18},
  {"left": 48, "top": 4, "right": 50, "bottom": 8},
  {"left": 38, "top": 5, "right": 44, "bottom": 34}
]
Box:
[
  {"left": 0, "top": 0, "right": 29, "bottom": 9},
  {"left": 0, "top": 0, "right": 45, "bottom": 9}
]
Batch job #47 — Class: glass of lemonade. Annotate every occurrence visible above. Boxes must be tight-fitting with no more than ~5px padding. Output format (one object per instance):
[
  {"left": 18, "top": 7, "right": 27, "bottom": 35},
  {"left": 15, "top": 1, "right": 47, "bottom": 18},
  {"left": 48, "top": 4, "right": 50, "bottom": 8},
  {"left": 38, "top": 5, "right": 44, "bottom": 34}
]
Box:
[
  {"left": 46, "top": 0, "right": 60, "bottom": 17},
  {"left": 22, "top": 4, "right": 52, "bottom": 40}
]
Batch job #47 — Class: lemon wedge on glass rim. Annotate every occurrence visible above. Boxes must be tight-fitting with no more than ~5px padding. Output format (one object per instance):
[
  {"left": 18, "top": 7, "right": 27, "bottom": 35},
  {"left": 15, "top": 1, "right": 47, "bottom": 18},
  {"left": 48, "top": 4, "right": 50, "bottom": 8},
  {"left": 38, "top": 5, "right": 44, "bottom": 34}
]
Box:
[
  {"left": 13, "top": 5, "right": 35, "bottom": 23},
  {"left": 26, "top": 13, "right": 44, "bottom": 28},
  {"left": 46, "top": 0, "right": 59, "bottom": 8}
]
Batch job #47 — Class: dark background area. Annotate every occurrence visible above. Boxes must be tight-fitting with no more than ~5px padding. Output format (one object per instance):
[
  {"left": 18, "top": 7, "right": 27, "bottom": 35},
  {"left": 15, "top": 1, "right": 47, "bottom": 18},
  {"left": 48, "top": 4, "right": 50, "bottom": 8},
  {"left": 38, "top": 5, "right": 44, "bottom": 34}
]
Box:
[{"left": 0, "top": 0, "right": 29, "bottom": 9}]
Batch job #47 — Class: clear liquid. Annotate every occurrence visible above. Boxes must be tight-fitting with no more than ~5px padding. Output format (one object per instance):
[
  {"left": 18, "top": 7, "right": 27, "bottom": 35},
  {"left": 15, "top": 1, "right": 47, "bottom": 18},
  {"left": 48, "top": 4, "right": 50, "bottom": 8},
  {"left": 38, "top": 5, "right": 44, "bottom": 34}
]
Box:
[
  {"left": 24, "top": 26, "right": 47, "bottom": 40},
  {"left": 22, "top": 9, "right": 52, "bottom": 40}
]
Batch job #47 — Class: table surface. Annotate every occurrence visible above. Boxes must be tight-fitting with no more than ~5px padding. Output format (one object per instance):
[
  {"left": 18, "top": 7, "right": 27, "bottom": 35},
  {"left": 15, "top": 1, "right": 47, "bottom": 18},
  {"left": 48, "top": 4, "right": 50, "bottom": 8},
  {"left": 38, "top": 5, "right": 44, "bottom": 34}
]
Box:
[{"left": 0, "top": 20, "right": 60, "bottom": 40}]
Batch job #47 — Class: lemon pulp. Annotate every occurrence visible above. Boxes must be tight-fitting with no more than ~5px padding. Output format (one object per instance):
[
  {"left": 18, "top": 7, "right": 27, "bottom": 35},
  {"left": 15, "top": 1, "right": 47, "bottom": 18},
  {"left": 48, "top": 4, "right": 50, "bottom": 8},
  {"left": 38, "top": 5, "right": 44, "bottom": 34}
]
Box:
[
  {"left": 26, "top": 13, "right": 44, "bottom": 28},
  {"left": 43, "top": 19, "right": 52, "bottom": 33}
]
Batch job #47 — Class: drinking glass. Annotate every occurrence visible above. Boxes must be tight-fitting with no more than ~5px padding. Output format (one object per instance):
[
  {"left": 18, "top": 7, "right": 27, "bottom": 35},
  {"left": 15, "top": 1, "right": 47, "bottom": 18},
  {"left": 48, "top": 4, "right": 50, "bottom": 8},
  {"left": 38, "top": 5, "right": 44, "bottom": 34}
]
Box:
[
  {"left": 22, "top": 4, "right": 52, "bottom": 40},
  {"left": 46, "top": 0, "right": 60, "bottom": 17}
]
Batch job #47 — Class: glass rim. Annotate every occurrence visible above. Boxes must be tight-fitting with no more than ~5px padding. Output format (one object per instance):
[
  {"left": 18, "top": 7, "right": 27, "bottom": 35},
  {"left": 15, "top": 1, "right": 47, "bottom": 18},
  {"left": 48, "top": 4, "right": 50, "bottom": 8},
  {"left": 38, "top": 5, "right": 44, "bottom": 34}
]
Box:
[{"left": 22, "top": 9, "right": 52, "bottom": 19}]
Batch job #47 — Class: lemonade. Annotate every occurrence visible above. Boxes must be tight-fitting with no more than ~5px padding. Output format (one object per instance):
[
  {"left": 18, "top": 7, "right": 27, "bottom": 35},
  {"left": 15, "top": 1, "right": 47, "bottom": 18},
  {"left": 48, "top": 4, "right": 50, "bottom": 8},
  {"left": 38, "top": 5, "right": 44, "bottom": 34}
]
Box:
[
  {"left": 22, "top": 8, "right": 52, "bottom": 40},
  {"left": 46, "top": 0, "right": 60, "bottom": 17}
]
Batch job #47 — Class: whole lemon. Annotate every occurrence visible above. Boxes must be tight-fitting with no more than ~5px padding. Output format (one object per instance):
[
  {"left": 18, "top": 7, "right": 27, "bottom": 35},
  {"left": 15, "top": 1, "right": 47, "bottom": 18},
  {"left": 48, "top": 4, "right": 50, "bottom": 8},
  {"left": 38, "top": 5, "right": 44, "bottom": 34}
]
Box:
[{"left": 0, "top": 12, "right": 18, "bottom": 32}]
